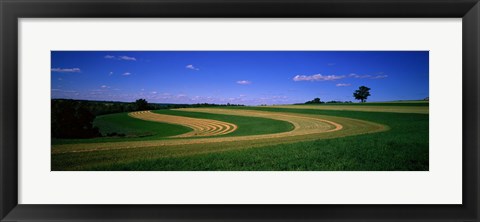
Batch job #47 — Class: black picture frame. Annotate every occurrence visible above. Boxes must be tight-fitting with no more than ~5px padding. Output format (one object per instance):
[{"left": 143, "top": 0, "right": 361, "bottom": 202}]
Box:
[{"left": 1, "top": 0, "right": 479, "bottom": 221}]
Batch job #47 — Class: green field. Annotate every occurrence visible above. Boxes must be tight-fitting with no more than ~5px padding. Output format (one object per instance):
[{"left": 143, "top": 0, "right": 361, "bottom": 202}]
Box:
[{"left": 51, "top": 102, "right": 428, "bottom": 171}]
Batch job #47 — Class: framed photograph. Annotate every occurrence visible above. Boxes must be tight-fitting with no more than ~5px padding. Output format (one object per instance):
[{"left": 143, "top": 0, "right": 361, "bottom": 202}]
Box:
[{"left": 1, "top": 0, "right": 479, "bottom": 221}]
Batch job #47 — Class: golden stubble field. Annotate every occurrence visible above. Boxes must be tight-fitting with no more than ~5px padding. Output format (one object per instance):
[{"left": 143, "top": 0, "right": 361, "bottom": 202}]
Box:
[{"left": 52, "top": 108, "right": 388, "bottom": 157}]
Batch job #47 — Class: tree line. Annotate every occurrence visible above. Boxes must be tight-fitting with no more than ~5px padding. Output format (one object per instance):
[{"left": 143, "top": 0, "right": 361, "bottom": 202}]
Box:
[{"left": 304, "top": 86, "right": 371, "bottom": 104}]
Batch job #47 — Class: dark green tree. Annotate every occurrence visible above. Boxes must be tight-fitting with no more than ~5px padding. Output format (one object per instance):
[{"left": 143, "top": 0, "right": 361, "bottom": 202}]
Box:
[
  {"left": 135, "top": 99, "right": 149, "bottom": 111},
  {"left": 353, "top": 86, "right": 371, "bottom": 103}
]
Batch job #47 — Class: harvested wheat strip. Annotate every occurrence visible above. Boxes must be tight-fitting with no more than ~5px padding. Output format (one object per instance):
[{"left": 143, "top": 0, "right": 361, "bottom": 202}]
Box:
[
  {"left": 209, "top": 122, "right": 234, "bottom": 135},
  {"left": 201, "top": 121, "right": 223, "bottom": 133},
  {"left": 170, "top": 120, "right": 228, "bottom": 137},
  {"left": 128, "top": 111, "right": 237, "bottom": 138},
  {"left": 216, "top": 123, "right": 235, "bottom": 135},
  {"left": 186, "top": 121, "right": 232, "bottom": 136}
]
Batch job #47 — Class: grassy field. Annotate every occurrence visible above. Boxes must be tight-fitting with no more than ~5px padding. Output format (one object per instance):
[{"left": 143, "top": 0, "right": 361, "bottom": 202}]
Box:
[{"left": 51, "top": 102, "right": 428, "bottom": 171}]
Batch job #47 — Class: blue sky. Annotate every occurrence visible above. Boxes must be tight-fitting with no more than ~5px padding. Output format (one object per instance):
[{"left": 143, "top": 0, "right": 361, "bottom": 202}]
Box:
[{"left": 51, "top": 51, "right": 429, "bottom": 105}]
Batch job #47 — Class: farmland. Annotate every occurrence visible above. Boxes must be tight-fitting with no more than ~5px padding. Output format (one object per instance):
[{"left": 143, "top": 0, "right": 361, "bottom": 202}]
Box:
[{"left": 51, "top": 102, "right": 428, "bottom": 171}]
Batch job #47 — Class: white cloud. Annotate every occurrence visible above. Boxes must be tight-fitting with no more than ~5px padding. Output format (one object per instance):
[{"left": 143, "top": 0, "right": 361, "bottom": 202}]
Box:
[
  {"left": 236, "top": 80, "right": 252, "bottom": 85},
  {"left": 109, "top": 71, "right": 114, "bottom": 76},
  {"left": 371, "top": 75, "right": 388, "bottom": 79},
  {"left": 122, "top": 72, "right": 131, "bottom": 76},
  {"left": 186, "top": 64, "right": 200, "bottom": 70},
  {"left": 349, "top": 73, "right": 388, "bottom": 79},
  {"left": 336, "top": 83, "right": 351, "bottom": 87},
  {"left": 104, "top": 55, "right": 136, "bottom": 61},
  {"left": 51, "top": 68, "right": 81, "bottom": 73},
  {"left": 101, "top": 85, "right": 109, "bottom": 89},
  {"left": 118, "top": 56, "right": 136, "bottom": 61},
  {"left": 293, "top": 74, "right": 345, "bottom": 81},
  {"left": 176, "top": 94, "right": 187, "bottom": 98},
  {"left": 349, "top": 73, "right": 371, "bottom": 78}
]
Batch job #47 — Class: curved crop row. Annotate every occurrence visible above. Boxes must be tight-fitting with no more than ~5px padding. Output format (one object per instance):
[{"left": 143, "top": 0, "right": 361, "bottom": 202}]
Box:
[{"left": 129, "top": 111, "right": 237, "bottom": 137}]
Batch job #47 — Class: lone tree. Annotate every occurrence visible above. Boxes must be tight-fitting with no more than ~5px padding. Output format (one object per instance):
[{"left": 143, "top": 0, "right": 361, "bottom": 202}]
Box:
[{"left": 353, "top": 86, "right": 371, "bottom": 103}]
